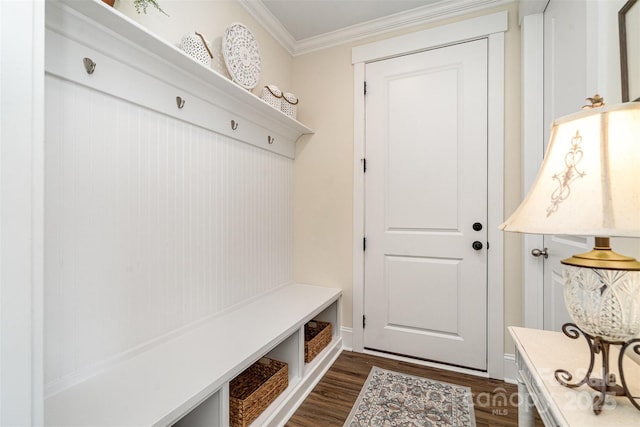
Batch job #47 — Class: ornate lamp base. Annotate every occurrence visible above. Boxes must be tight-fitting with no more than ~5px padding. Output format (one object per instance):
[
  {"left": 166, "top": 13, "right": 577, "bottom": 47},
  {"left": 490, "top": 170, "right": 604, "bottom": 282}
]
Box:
[{"left": 554, "top": 323, "right": 640, "bottom": 414}]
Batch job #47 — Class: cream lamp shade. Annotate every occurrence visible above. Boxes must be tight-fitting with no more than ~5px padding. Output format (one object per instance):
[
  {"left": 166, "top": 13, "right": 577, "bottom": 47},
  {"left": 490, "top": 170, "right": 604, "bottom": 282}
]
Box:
[
  {"left": 500, "top": 101, "right": 640, "bottom": 343},
  {"left": 500, "top": 102, "right": 640, "bottom": 237}
]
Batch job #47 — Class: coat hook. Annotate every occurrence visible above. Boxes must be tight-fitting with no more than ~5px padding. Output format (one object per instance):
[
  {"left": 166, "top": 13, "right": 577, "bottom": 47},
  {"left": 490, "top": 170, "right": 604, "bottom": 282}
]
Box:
[
  {"left": 231, "top": 120, "right": 239, "bottom": 130},
  {"left": 176, "top": 96, "right": 185, "bottom": 109},
  {"left": 267, "top": 136, "right": 275, "bottom": 145},
  {"left": 83, "top": 57, "right": 96, "bottom": 74}
]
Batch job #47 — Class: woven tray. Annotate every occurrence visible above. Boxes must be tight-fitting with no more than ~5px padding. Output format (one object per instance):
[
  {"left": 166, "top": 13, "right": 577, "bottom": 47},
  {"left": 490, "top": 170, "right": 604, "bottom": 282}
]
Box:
[
  {"left": 229, "top": 357, "right": 288, "bottom": 427},
  {"left": 304, "top": 320, "right": 332, "bottom": 363}
]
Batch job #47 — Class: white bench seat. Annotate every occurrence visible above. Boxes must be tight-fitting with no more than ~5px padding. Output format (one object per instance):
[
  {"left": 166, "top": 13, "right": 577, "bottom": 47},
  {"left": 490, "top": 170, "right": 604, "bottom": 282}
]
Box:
[{"left": 45, "top": 283, "right": 342, "bottom": 426}]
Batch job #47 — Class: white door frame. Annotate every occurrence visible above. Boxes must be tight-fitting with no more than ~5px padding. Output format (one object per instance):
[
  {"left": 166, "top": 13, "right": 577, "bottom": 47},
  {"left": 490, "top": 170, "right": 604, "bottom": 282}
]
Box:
[
  {"left": 521, "top": 1, "right": 608, "bottom": 331},
  {"left": 352, "top": 11, "right": 507, "bottom": 378},
  {"left": 0, "top": 0, "right": 45, "bottom": 424},
  {"left": 520, "top": 12, "right": 545, "bottom": 330}
]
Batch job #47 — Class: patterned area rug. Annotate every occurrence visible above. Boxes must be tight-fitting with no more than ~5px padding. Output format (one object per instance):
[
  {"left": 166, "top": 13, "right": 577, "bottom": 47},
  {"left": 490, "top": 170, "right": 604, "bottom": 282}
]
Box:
[{"left": 344, "top": 367, "right": 476, "bottom": 427}]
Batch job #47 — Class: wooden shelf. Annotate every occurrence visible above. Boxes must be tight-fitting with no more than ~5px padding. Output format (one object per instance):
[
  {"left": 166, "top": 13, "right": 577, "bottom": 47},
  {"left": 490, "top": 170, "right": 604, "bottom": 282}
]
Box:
[{"left": 47, "top": 0, "right": 313, "bottom": 159}]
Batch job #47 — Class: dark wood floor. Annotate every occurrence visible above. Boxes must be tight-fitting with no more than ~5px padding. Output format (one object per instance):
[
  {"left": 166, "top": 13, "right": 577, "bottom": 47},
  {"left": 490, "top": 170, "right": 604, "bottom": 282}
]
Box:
[{"left": 286, "top": 350, "right": 544, "bottom": 426}]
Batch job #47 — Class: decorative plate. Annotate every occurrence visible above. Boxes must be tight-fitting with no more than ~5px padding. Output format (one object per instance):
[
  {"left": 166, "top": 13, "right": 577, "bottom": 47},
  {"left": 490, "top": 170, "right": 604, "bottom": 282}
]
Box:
[{"left": 222, "top": 23, "right": 261, "bottom": 89}]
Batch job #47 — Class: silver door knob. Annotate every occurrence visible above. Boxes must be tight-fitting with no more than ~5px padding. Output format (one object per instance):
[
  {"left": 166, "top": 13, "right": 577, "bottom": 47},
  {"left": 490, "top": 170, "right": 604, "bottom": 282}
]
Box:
[{"left": 531, "top": 248, "right": 548, "bottom": 259}]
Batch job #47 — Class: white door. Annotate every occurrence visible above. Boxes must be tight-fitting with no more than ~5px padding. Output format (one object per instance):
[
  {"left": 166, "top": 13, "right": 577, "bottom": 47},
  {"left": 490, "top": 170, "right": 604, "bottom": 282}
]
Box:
[
  {"left": 541, "top": 0, "right": 592, "bottom": 331},
  {"left": 364, "top": 39, "right": 488, "bottom": 370}
]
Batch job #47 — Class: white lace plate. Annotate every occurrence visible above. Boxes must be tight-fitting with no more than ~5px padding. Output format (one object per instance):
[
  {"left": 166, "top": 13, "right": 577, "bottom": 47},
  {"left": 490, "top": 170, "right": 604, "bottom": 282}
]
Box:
[{"left": 222, "top": 23, "right": 261, "bottom": 89}]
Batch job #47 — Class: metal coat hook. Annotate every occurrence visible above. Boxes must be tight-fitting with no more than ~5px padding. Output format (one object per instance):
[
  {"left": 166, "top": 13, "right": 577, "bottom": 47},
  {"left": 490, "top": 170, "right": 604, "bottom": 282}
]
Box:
[
  {"left": 83, "top": 57, "right": 96, "bottom": 74},
  {"left": 231, "top": 120, "right": 239, "bottom": 130},
  {"left": 176, "top": 96, "right": 186, "bottom": 109},
  {"left": 267, "top": 136, "right": 275, "bottom": 145}
]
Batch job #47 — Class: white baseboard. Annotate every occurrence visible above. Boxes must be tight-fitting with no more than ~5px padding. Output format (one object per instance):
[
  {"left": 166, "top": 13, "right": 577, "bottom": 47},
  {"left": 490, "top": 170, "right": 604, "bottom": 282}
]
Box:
[
  {"left": 503, "top": 353, "right": 517, "bottom": 384},
  {"left": 341, "top": 326, "right": 517, "bottom": 384},
  {"left": 341, "top": 326, "right": 353, "bottom": 351}
]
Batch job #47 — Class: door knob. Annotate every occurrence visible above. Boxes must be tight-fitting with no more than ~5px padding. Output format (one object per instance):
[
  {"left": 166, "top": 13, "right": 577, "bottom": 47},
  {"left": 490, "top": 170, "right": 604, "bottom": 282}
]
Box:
[
  {"left": 472, "top": 241, "right": 483, "bottom": 251},
  {"left": 473, "top": 222, "right": 483, "bottom": 231},
  {"left": 531, "top": 248, "right": 548, "bottom": 259}
]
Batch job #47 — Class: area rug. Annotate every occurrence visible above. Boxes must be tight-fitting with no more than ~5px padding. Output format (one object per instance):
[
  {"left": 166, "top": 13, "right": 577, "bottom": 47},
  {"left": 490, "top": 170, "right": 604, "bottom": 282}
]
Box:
[{"left": 344, "top": 367, "right": 476, "bottom": 427}]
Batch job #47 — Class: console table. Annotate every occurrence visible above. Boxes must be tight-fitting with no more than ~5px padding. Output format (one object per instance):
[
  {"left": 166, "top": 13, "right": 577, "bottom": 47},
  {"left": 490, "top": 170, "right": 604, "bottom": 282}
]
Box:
[{"left": 510, "top": 326, "right": 640, "bottom": 427}]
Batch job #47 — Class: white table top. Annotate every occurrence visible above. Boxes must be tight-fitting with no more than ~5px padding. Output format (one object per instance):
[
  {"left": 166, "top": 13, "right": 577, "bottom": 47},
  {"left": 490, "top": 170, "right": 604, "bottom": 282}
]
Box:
[{"left": 510, "top": 326, "right": 640, "bottom": 427}]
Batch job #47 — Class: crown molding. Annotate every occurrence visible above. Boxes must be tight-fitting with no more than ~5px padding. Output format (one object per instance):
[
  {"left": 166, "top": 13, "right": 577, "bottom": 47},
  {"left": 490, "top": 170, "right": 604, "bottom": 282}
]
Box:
[
  {"left": 518, "top": 0, "right": 547, "bottom": 23},
  {"left": 240, "top": 0, "right": 513, "bottom": 56},
  {"left": 238, "top": 0, "right": 297, "bottom": 55}
]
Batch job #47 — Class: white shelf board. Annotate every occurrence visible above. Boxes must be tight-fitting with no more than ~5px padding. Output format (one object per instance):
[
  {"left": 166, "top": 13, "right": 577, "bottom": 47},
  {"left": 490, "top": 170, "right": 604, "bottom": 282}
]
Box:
[{"left": 53, "top": 0, "right": 313, "bottom": 137}]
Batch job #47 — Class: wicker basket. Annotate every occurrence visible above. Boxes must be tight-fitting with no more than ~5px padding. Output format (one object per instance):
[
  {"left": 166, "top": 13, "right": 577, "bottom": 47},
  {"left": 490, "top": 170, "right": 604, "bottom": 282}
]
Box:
[
  {"left": 281, "top": 92, "right": 298, "bottom": 119},
  {"left": 261, "top": 85, "right": 282, "bottom": 110},
  {"left": 304, "top": 320, "right": 332, "bottom": 363},
  {"left": 180, "top": 31, "right": 214, "bottom": 67},
  {"left": 229, "top": 357, "right": 288, "bottom": 427}
]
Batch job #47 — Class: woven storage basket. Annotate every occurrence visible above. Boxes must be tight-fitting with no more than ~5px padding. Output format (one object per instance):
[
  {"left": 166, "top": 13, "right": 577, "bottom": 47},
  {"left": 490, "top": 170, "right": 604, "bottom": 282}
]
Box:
[
  {"left": 180, "top": 31, "right": 214, "bottom": 67},
  {"left": 281, "top": 92, "right": 299, "bottom": 119},
  {"left": 229, "top": 357, "right": 288, "bottom": 427},
  {"left": 261, "top": 85, "right": 282, "bottom": 110},
  {"left": 304, "top": 320, "right": 332, "bottom": 363}
]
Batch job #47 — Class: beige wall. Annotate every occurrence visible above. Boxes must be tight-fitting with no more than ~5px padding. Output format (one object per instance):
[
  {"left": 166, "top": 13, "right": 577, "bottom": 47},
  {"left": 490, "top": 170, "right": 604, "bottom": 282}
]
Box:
[
  {"left": 292, "top": 3, "right": 523, "bottom": 353},
  {"left": 291, "top": 44, "right": 356, "bottom": 327}
]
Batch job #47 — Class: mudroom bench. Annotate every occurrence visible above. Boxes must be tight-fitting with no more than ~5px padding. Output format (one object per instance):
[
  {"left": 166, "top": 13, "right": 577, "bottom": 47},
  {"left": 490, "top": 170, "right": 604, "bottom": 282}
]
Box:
[{"left": 45, "top": 283, "right": 342, "bottom": 426}]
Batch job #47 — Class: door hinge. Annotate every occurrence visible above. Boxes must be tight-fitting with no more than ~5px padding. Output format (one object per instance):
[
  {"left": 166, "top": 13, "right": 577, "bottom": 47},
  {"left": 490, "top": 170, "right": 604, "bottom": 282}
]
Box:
[
  {"left": 363, "top": 237, "right": 367, "bottom": 251},
  {"left": 363, "top": 315, "right": 366, "bottom": 328},
  {"left": 363, "top": 158, "right": 367, "bottom": 173},
  {"left": 364, "top": 81, "right": 367, "bottom": 95}
]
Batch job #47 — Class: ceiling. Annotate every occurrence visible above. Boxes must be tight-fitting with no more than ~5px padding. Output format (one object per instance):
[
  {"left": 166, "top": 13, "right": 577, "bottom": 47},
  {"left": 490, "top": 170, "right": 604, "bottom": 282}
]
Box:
[
  {"left": 260, "top": 0, "right": 441, "bottom": 41},
  {"left": 239, "top": 0, "right": 511, "bottom": 55}
]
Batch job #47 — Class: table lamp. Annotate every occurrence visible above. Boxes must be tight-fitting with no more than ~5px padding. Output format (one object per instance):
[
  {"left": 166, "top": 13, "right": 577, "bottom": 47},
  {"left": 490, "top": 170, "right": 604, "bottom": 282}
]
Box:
[{"left": 500, "top": 97, "right": 640, "bottom": 414}]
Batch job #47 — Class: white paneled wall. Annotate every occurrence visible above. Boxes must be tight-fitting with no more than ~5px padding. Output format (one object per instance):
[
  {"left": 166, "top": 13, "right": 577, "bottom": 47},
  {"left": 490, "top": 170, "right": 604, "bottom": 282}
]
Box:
[{"left": 44, "top": 76, "right": 293, "bottom": 392}]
